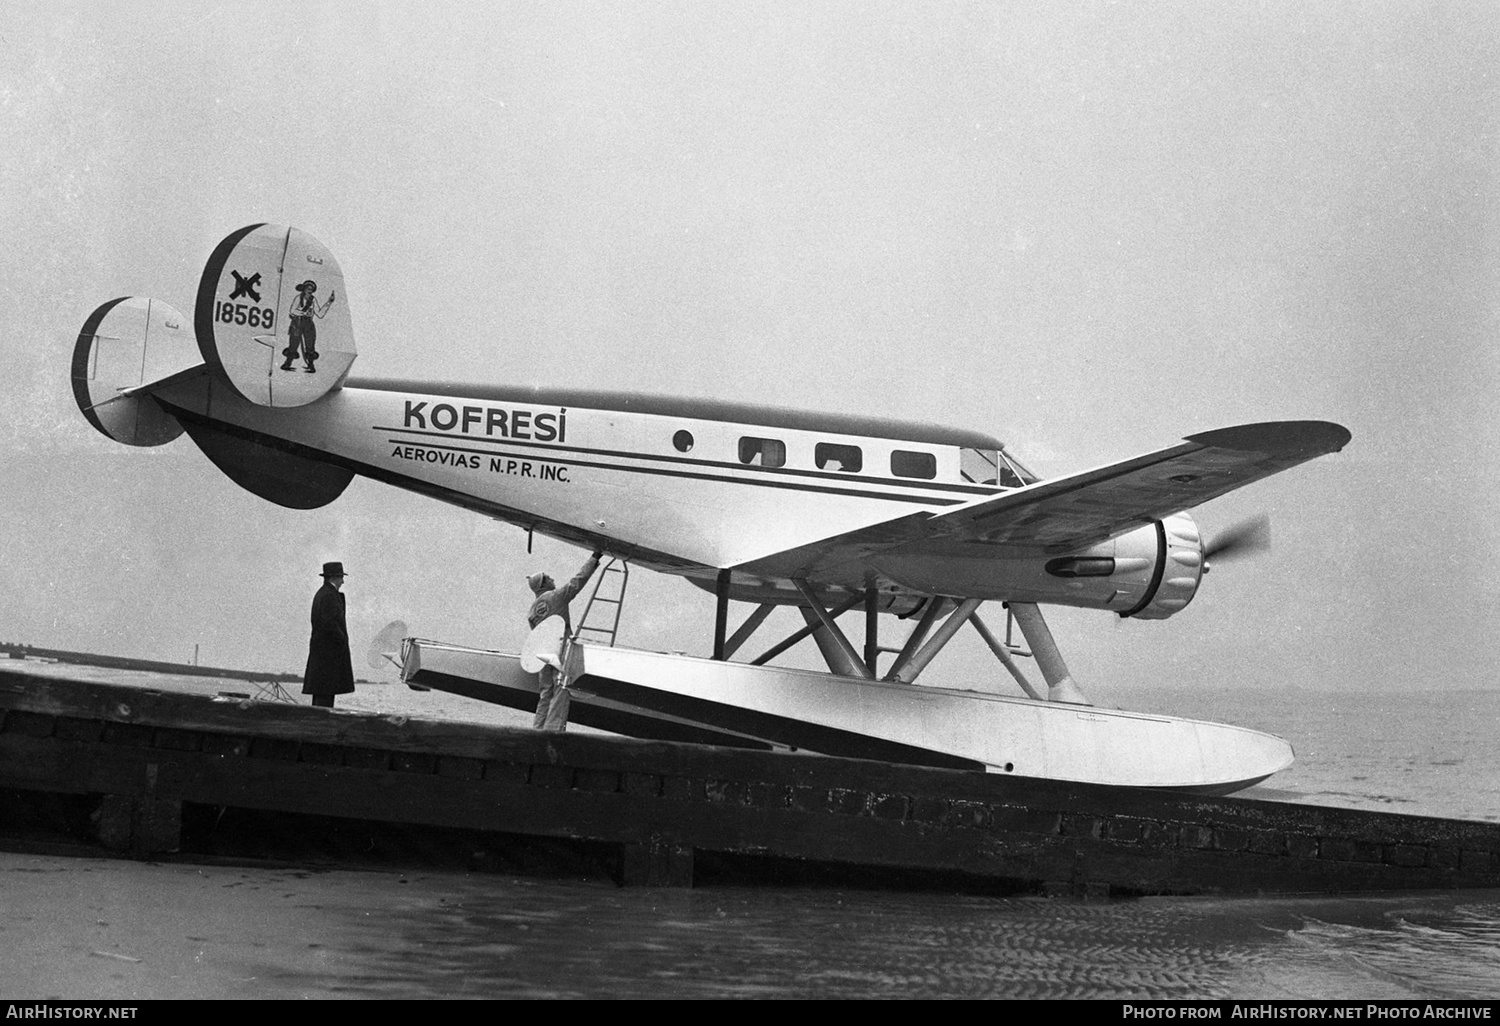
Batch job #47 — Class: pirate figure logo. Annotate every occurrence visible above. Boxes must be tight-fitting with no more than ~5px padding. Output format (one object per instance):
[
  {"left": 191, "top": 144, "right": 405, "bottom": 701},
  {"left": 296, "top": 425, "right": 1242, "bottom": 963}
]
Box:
[{"left": 281, "top": 279, "right": 337, "bottom": 373}]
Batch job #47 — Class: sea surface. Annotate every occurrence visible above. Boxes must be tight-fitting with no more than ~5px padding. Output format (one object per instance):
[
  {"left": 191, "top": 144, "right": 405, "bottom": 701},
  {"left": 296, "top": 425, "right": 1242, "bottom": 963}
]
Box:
[{"left": 3, "top": 664, "right": 1498, "bottom": 1000}]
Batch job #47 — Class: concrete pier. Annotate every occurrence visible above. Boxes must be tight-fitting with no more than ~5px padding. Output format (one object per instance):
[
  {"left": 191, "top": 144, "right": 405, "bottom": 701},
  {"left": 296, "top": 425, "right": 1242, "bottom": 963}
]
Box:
[{"left": 2, "top": 667, "right": 1498, "bottom": 894}]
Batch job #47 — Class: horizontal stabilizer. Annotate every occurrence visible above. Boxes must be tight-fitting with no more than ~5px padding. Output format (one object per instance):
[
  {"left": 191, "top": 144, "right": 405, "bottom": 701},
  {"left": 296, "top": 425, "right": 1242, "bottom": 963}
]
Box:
[
  {"left": 116, "top": 364, "right": 209, "bottom": 398},
  {"left": 195, "top": 223, "right": 357, "bottom": 408},
  {"left": 72, "top": 297, "right": 199, "bottom": 446}
]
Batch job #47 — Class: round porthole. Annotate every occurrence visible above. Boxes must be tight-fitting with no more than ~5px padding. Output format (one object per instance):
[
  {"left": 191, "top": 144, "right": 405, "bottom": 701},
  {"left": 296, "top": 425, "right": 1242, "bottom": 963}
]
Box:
[{"left": 673, "top": 430, "right": 694, "bottom": 453}]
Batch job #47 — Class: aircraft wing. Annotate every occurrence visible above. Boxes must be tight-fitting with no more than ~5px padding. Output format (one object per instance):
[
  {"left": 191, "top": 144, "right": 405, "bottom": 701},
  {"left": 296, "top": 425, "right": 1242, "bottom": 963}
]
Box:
[
  {"left": 734, "top": 420, "right": 1350, "bottom": 579},
  {"left": 921, "top": 420, "right": 1350, "bottom": 551}
]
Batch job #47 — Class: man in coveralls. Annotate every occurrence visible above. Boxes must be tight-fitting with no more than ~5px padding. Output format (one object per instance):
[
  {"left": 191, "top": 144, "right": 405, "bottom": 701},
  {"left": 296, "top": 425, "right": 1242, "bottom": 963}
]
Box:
[
  {"left": 303, "top": 561, "right": 355, "bottom": 708},
  {"left": 526, "top": 550, "right": 602, "bottom": 731}
]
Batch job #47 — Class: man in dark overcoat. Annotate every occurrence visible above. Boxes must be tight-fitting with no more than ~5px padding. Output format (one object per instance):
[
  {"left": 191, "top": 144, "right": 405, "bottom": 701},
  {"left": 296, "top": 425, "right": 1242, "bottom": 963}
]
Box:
[{"left": 303, "top": 561, "right": 355, "bottom": 708}]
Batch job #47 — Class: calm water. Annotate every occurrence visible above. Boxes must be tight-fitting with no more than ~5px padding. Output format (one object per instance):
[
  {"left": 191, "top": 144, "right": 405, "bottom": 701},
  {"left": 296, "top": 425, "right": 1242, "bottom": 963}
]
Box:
[
  {"left": 1121, "top": 685, "right": 1500, "bottom": 825},
  {"left": 5, "top": 856, "right": 1498, "bottom": 999},
  {"left": 4, "top": 665, "right": 1499, "bottom": 999}
]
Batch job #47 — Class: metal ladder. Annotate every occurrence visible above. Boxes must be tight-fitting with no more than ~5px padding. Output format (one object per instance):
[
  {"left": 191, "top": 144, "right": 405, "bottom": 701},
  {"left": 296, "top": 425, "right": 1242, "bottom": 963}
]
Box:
[{"left": 575, "top": 557, "right": 629, "bottom": 647}]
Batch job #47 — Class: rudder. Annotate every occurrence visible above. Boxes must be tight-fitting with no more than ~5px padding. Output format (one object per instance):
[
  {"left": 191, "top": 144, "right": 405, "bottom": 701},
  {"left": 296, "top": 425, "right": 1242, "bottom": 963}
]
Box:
[
  {"left": 72, "top": 296, "right": 195, "bottom": 446},
  {"left": 195, "top": 223, "right": 357, "bottom": 408}
]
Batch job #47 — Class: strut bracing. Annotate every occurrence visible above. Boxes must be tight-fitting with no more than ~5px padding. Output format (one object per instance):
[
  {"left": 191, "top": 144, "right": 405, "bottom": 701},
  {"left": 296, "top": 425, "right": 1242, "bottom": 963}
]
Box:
[
  {"left": 793, "top": 579, "right": 874, "bottom": 679},
  {"left": 887, "top": 598, "right": 984, "bottom": 684},
  {"left": 967, "top": 613, "right": 1044, "bottom": 701}
]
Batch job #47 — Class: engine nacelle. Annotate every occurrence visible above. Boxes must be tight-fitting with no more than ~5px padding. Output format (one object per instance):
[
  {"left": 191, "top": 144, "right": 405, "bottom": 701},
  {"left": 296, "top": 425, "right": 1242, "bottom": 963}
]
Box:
[
  {"left": 1017, "top": 511, "right": 1205, "bottom": 618},
  {"left": 867, "top": 512, "right": 1206, "bottom": 619}
]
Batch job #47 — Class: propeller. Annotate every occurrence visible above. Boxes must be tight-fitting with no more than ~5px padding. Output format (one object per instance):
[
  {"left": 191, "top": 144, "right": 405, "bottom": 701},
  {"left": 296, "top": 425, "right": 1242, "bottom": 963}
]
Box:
[
  {"left": 366, "top": 620, "right": 409, "bottom": 672},
  {"left": 1203, "top": 514, "right": 1271, "bottom": 571}
]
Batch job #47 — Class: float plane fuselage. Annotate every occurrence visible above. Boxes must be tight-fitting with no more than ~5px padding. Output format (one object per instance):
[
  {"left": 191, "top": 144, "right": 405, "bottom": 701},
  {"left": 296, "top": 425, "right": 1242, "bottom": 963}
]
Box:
[{"left": 72, "top": 223, "right": 1351, "bottom": 792}]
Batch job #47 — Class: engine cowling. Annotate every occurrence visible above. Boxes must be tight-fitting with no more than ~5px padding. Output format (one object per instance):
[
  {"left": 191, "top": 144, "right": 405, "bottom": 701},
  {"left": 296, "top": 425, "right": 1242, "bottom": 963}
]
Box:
[
  {"left": 1115, "top": 512, "right": 1204, "bottom": 619},
  {"left": 1039, "top": 513, "right": 1204, "bottom": 618}
]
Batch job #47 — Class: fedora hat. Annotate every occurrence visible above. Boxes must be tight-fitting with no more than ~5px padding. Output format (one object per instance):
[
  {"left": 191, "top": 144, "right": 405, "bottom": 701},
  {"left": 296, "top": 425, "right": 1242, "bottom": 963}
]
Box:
[{"left": 320, "top": 561, "right": 347, "bottom": 577}]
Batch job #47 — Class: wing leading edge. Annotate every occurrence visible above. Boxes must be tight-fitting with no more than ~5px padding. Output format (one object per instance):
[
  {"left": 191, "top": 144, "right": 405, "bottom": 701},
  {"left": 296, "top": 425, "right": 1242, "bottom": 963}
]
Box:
[
  {"left": 734, "top": 420, "right": 1351, "bottom": 580},
  {"left": 925, "top": 420, "right": 1351, "bottom": 552}
]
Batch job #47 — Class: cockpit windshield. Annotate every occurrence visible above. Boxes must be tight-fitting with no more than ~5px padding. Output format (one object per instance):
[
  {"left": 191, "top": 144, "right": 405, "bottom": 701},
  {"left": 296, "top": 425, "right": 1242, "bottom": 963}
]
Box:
[{"left": 960, "top": 446, "right": 1038, "bottom": 488}]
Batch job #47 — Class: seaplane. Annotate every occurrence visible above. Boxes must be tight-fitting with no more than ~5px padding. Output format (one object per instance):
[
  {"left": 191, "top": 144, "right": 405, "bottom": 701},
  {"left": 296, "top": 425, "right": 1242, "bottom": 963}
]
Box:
[{"left": 72, "top": 223, "right": 1350, "bottom": 795}]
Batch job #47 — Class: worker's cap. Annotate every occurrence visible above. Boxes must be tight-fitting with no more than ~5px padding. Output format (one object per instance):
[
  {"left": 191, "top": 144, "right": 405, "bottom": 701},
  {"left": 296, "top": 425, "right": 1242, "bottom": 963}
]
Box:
[{"left": 527, "top": 571, "right": 552, "bottom": 594}]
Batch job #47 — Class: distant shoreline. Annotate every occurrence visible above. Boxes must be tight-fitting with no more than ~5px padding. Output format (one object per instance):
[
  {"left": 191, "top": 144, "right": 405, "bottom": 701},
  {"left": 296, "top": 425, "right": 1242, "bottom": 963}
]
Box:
[{"left": 0, "top": 642, "right": 301, "bottom": 684}]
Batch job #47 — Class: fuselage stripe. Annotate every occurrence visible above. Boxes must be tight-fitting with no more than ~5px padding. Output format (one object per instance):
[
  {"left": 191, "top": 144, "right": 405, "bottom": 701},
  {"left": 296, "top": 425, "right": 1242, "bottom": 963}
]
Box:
[
  {"left": 375, "top": 426, "right": 1008, "bottom": 498},
  {"left": 378, "top": 423, "right": 999, "bottom": 494},
  {"left": 380, "top": 430, "right": 972, "bottom": 507}
]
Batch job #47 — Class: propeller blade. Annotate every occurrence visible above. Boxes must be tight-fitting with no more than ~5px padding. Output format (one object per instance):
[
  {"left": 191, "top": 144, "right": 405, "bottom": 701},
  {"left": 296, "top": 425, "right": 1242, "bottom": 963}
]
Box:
[
  {"left": 1204, "top": 514, "right": 1271, "bottom": 566},
  {"left": 366, "top": 620, "right": 410, "bottom": 671}
]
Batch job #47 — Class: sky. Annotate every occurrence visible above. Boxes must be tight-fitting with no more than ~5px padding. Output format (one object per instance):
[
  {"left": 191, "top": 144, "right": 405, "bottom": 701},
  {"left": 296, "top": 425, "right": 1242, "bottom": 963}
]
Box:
[{"left": 2, "top": 1, "right": 1497, "bottom": 713}]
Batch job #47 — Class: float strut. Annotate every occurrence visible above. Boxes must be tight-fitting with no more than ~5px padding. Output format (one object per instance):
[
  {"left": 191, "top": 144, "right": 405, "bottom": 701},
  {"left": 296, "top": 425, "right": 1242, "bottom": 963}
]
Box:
[
  {"left": 792, "top": 579, "right": 873, "bottom": 679},
  {"left": 883, "top": 599, "right": 943, "bottom": 681},
  {"left": 722, "top": 602, "right": 776, "bottom": 660},
  {"left": 968, "top": 612, "right": 1044, "bottom": 701},
  {"left": 888, "top": 599, "right": 983, "bottom": 684},
  {"left": 750, "top": 592, "right": 864, "bottom": 666},
  {"left": 1007, "top": 602, "right": 1090, "bottom": 705},
  {"left": 712, "top": 570, "right": 730, "bottom": 661}
]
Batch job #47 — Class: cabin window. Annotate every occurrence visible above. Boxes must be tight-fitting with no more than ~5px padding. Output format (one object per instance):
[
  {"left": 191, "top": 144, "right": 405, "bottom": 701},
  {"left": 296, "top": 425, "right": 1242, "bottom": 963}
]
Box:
[
  {"left": 738, "top": 436, "right": 786, "bottom": 468},
  {"left": 960, "top": 447, "right": 999, "bottom": 485},
  {"left": 815, "top": 442, "right": 863, "bottom": 473},
  {"left": 998, "top": 450, "right": 1038, "bottom": 487},
  {"left": 673, "top": 430, "right": 694, "bottom": 453},
  {"left": 890, "top": 450, "right": 937, "bottom": 480},
  {"left": 962, "top": 446, "right": 1037, "bottom": 487}
]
